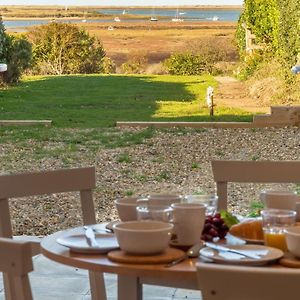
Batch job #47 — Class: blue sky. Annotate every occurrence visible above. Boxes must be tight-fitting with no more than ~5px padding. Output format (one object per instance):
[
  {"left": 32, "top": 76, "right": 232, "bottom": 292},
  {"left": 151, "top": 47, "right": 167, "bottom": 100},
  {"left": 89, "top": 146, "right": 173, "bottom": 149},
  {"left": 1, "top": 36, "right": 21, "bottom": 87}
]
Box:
[{"left": 0, "top": 0, "right": 244, "bottom": 6}]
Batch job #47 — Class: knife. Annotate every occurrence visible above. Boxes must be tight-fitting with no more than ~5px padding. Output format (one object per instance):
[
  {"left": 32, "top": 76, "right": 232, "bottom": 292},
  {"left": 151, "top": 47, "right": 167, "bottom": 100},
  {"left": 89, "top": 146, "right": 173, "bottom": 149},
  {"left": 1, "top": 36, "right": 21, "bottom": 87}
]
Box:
[
  {"left": 83, "top": 226, "right": 99, "bottom": 248},
  {"left": 205, "top": 242, "right": 261, "bottom": 259}
]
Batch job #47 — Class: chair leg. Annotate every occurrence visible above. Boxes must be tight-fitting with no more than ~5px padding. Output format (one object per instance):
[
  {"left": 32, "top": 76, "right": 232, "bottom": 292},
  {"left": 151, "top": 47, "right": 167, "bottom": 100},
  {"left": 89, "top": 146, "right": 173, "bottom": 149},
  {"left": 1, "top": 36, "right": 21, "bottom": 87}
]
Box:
[
  {"left": 89, "top": 271, "right": 107, "bottom": 300},
  {"left": 118, "top": 275, "right": 142, "bottom": 300},
  {"left": 3, "top": 273, "right": 33, "bottom": 300},
  {"left": 3, "top": 274, "right": 13, "bottom": 300}
]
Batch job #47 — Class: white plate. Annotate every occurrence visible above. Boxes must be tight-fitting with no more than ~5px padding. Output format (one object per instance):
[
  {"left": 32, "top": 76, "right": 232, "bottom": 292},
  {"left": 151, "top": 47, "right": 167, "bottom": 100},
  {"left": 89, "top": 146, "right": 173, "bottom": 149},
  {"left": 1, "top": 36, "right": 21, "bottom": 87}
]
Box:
[
  {"left": 200, "top": 244, "right": 283, "bottom": 266},
  {"left": 56, "top": 232, "right": 119, "bottom": 254}
]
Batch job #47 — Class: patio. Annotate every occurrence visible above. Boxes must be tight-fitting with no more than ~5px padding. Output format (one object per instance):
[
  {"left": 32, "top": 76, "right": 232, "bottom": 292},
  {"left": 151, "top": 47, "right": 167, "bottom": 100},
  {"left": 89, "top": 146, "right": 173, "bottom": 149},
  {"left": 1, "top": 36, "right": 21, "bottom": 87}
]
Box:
[{"left": 0, "top": 253, "right": 202, "bottom": 300}]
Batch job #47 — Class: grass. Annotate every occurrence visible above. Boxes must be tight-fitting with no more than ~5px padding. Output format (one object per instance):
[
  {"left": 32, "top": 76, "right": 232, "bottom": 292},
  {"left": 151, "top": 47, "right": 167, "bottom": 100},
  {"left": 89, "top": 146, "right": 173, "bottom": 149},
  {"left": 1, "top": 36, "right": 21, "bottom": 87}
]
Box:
[
  {"left": 247, "top": 200, "right": 265, "bottom": 218},
  {"left": 0, "top": 74, "right": 252, "bottom": 129}
]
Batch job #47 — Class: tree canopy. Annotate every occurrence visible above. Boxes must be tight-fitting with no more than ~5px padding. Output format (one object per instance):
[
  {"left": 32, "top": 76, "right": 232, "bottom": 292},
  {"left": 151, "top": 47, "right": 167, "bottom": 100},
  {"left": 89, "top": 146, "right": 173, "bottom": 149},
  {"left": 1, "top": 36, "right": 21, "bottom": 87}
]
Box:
[{"left": 29, "top": 23, "right": 106, "bottom": 75}]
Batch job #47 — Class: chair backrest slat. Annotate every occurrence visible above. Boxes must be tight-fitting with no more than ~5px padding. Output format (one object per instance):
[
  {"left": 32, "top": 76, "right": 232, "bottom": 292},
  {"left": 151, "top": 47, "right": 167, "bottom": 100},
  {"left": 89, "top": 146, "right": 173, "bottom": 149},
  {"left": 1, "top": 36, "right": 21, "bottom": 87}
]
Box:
[
  {"left": 212, "top": 160, "right": 300, "bottom": 183},
  {"left": 0, "top": 167, "right": 95, "bottom": 199},
  {"left": 80, "top": 190, "right": 97, "bottom": 225},
  {"left": 211, "top": 160, "right": 300, "bottom": 210}
]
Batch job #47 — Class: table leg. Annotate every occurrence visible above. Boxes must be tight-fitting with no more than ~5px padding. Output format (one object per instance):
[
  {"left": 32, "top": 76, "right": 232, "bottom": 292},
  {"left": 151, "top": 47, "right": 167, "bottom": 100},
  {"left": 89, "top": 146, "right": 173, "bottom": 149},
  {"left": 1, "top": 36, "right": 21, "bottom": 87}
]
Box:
[
  {"left": 89, "top": 271, "right": 107, "bottom": 300},
  {"left": 118, "top": 275, "right": 142, "bottom": 300}
]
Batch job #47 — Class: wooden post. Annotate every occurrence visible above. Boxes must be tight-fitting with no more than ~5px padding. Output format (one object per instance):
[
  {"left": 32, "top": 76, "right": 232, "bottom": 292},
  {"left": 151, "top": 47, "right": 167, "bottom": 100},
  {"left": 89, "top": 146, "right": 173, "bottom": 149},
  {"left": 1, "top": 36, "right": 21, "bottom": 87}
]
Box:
[
  {"left": 0, "top": 64, "right": 7, "bottom": 85},
  {"left": 206, "top": 86, "right": 214, "bottom": 116}
]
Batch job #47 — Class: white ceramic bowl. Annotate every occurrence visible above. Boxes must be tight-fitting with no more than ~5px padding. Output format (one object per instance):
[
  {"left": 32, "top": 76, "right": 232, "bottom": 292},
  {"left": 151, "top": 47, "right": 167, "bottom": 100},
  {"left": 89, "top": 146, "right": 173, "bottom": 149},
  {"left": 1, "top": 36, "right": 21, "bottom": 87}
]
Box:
[
  {"left": 115, "top": 197, "right": 139, "bottom": 221},
  {"left": 285, "top": 227, "right": 300, "bottom": 258},
  {"left": 113, "top": 221, "right": 173, "bottom": 255}
]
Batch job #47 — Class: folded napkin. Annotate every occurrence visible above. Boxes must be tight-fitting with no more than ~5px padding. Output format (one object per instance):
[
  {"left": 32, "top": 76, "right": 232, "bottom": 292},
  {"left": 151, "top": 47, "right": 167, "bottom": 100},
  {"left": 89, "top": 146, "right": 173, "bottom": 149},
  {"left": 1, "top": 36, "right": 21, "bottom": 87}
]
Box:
[{"left": 219, "top": 249, "right": 269, "bottom": 260}]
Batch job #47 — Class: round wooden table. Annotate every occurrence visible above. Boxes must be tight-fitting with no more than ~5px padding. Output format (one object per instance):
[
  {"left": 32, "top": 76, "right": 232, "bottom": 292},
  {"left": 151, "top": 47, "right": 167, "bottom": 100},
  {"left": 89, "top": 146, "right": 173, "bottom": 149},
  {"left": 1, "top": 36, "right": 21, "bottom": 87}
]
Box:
[{"left": 41, "top": 224, "right": 199, "bottom": 300}]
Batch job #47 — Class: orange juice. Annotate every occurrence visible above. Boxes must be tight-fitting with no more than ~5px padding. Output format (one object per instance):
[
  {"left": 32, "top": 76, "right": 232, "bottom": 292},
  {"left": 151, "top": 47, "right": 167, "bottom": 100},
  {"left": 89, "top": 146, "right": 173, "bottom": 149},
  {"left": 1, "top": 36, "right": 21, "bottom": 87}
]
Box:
[{"left": 264, "top": 232, "right": 287, "bottom": 251}]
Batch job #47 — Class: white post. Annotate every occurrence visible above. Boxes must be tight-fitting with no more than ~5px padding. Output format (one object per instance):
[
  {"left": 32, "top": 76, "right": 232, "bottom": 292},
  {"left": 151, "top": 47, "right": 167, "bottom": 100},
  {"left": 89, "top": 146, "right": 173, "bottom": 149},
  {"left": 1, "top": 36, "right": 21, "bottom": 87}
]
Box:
[
  {"left": 0, "top": 63, "right": 7, "bottom": 84},
  {"left": 291, "top": 65, "right": 300, "bottom": 74},
  {"left": 206, "top": 86, "right": 214, "bottom": 116}
]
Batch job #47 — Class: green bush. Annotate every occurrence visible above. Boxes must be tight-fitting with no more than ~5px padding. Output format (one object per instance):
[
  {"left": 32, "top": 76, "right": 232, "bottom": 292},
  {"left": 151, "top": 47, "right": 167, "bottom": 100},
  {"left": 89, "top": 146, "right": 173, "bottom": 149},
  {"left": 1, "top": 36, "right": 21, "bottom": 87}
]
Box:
[
  {"left": 235, "top": 51, "right": 264, "bottom": 80},
  {"left": 0, "top": 18, "right": 32, "bottom": 84},
  {"left": 4, "top": 35, "right": 32, "bottom": 83},
  {"left": 236, "top": 0, "right": 299, "bottom": 82},
  {"left": 0, "top": 17, "right": 10, "bottom": 62},
  {"left": 101, "top": 57, "right": 116, "bottom": 74},
  {"left": 121, "top": 51, "right": 148, "bottom": 74},
  {"left": 29, "top": 23, "right": 105, "bottom": 75},
  {"left": 164, "top": 53, "right": 208, "bottom": 75}
]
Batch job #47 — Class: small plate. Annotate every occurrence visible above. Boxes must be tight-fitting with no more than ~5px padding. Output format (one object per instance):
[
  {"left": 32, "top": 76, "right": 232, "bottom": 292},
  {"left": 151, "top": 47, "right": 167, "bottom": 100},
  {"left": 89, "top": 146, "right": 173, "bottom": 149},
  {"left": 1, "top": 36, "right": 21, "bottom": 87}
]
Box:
[
  {"left": 200, "top": 244, "right": 283, "bottom": 266},
  {"left": 56, "top": 232, "right": 119, "bottom": 254}
]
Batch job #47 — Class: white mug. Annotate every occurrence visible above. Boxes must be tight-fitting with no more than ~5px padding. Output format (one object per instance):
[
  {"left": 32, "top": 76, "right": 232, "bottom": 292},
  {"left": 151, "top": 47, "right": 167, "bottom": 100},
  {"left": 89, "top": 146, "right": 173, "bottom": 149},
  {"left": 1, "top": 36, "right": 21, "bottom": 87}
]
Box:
[
  {"left": 170, "top": 203, "right": 206, "bottom": 246},
  {"left": 260, "top": 190, "right": 297, "bottom": 210}
]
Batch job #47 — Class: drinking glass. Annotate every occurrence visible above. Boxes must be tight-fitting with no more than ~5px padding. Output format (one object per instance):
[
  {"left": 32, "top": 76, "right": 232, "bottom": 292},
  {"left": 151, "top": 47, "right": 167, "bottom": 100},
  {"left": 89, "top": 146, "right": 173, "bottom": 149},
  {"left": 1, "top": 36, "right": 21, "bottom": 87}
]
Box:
[
  {"left": 136, "top": 204, "right": 172, "bottom": 223},
  {"left": 261, "top": 209, "right": 296, "bottom": 251},
  {"left": 184, "top": 194, "right": 218, "bottom": 216}
]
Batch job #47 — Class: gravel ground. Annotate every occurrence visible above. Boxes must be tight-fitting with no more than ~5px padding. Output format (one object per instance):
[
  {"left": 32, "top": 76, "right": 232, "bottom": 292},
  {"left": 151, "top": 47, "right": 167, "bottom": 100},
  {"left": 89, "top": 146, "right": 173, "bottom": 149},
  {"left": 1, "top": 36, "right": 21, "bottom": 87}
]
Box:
[{"left": 2, "top": 126, "right": 300, "bottom": 236}]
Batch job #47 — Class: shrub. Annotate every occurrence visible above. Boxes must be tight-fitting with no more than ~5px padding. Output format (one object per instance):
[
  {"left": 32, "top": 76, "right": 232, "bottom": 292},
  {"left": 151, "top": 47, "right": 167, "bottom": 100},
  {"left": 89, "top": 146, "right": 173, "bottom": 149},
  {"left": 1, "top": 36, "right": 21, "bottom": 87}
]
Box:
[
  {"left": 4, "top": 35, "right": 32, "bottom": 83},
  {"left": 121, "top": 51, "right": 148, "bottom": 74},
  {"left": 235, "top": 51, "right": 264, "bottom": 80},
  {"left": 28, "top": 23, "right": 105, "bottom": 75},
  {"left": 164, "top": 52, "right": 208, "bottom": 75},
  {"left": 101, "top": 57, "right": 116, "bottom": 74},
  {"left": 145, "top": 63, "right": 167, "bottom": 75},
  {"left": 0, "top": 17, "right": 32, "bottom": 84},
  {"left": 236, "top": 0, "right": 299, "bottom": 82}
]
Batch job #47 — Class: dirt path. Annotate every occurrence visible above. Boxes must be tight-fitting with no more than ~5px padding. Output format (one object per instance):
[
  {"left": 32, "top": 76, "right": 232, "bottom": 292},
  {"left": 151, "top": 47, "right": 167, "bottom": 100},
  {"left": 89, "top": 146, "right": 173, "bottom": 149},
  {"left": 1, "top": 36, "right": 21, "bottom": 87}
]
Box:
[{"left": 214, "top": 76, "right": 270, "bottom": 113}]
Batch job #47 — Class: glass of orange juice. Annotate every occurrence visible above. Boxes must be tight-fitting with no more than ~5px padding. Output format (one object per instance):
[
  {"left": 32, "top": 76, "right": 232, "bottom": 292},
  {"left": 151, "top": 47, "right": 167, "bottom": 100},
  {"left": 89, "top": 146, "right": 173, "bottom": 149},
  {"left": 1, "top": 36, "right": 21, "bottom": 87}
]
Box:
[{"left": 261, "top": 209, "right": 296, "bottom": 252}]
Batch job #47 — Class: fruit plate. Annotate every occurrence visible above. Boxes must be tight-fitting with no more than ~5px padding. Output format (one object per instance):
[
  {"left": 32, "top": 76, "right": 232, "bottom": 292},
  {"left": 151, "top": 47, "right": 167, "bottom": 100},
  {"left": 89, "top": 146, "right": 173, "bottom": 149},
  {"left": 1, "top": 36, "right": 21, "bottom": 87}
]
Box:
[{"left": 199, "top": 244, "right": 283, "bottom": 266}]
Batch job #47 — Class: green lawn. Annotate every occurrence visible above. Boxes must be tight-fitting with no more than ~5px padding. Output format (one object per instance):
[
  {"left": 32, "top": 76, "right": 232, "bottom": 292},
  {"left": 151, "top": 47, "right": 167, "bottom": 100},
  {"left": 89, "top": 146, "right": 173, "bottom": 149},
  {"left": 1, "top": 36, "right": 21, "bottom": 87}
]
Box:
[{"left": 0, "top": 74, "right": 252, "bottom": 128}]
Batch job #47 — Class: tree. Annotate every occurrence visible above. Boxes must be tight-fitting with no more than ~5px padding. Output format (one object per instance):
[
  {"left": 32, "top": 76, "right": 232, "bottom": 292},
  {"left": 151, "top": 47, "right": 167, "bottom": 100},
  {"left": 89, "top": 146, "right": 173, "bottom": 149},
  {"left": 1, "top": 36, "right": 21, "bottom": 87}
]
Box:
[
  {"left": 29, "top": 23, "right": 106, "bottom": 75},
  {"left": 4, "top": 36, "right": 32, "bottom": 83},
  {"left": 236, "top": 0, "right": 300, "bottom": 82},
  {"left": 0, "top": 17, "right": 32, "bottom": 84},
  {"left": 0, "top": 17, "right": 10, "bottom": 65}
]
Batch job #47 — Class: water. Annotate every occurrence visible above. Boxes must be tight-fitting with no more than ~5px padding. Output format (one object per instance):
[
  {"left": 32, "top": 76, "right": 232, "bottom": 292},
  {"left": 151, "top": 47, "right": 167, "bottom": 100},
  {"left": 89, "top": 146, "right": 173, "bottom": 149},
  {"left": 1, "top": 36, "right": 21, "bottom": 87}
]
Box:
[
  {"left": 4, "top": 8, "right": 241, "bottom": 29},
  {"left": 99, "top": 8, "right": 241, "bottom": 22}
]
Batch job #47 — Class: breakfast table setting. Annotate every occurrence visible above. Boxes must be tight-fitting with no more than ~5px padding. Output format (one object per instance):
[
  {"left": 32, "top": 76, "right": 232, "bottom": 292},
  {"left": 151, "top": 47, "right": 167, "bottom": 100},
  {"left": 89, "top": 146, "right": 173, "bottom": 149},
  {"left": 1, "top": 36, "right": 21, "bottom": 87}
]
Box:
[{"left": 40, "top": 190, "right": 300, "bottom": 300}]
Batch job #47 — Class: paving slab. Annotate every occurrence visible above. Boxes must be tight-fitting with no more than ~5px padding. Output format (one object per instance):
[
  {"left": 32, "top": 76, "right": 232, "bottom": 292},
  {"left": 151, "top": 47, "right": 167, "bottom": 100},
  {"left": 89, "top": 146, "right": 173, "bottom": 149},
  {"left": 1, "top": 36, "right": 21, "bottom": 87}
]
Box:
[{"left": 173, "top": 288, "right": 202, "bottom": 299}]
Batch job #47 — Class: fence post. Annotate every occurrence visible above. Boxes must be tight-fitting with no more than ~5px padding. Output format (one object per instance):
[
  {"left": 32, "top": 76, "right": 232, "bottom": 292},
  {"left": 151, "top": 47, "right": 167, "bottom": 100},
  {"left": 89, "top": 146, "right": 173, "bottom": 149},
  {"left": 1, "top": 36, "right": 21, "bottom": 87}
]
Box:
[
  {"left": 0, "top": 64, "right": 8, "bottom": 85},
  {"left": 206, "top": 86, "right": 214, "bottom": 116}
]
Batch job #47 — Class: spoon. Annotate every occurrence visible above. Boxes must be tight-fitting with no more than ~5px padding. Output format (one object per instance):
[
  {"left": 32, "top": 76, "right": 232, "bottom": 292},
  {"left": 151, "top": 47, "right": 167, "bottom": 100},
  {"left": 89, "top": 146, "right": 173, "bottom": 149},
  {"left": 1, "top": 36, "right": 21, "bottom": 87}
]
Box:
[{"left": 164, "top": 242, "right": 204, "bottom": 268}]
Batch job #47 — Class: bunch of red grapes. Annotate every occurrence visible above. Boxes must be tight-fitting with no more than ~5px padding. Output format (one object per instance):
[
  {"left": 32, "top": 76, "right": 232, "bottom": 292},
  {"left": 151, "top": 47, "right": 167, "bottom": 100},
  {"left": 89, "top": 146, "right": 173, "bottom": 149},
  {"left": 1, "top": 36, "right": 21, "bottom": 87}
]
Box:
[{"left": 201, "top": 213, "right": 229, "bottom": 241}]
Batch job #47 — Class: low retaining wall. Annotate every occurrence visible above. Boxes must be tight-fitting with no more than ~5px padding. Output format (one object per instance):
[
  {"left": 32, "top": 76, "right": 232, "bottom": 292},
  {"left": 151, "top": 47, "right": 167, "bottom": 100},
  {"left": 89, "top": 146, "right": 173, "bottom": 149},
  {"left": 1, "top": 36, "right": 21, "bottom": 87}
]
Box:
[
  {"left": 117, "top": 106, "right": 300, "bottom": 129},
  {"left": 0, "top": 120, "right": 52, "bottom": 127}
]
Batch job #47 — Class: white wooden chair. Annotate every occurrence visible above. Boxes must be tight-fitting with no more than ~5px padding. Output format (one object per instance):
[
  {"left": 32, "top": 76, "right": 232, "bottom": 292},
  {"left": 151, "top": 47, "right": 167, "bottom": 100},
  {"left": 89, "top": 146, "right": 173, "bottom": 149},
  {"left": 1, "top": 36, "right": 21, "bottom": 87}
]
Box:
[
  {"left": 197, "top": 262, "right": 300, "bottom": 300},
  {"left": 0, "top": 238, "right": 34, "bottom": 300},
  {"left": 0, "top": 167, "right": 107, "bottom": 300},
  {"left": 211, "top": 160, "right": 300, "bottom": 210}
]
